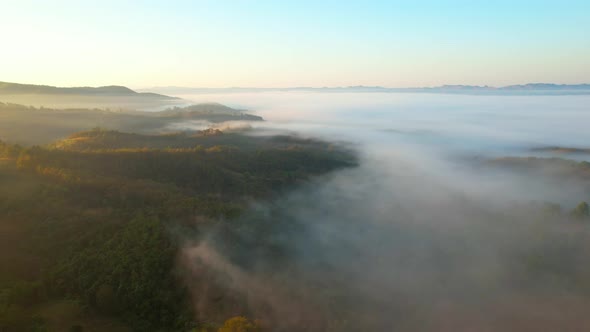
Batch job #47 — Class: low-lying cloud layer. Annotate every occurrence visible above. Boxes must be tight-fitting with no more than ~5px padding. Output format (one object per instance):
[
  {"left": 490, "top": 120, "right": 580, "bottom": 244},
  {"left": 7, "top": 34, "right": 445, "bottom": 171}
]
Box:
[{"left": 179, "top": 92, "right": 590, "bottom": 331}]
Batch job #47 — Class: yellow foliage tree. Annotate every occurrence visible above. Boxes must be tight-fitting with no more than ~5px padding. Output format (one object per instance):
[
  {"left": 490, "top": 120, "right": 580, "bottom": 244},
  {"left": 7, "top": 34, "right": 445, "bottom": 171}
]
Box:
[{"left": 218, "top": 316, "right": 262, "bottom": 332}]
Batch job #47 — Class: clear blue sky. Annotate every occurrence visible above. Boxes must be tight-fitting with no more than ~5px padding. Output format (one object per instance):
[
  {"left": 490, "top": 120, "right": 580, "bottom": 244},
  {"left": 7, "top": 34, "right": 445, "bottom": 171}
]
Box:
[{"left": 1, "top": 0, "right": 588, "bottom": 87}]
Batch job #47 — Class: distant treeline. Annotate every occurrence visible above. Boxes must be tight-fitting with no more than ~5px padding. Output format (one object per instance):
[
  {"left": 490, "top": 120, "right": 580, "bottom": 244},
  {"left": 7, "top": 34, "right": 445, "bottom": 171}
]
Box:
[{"left": 0, "top": 102, "right": 262, "bottom": 146}]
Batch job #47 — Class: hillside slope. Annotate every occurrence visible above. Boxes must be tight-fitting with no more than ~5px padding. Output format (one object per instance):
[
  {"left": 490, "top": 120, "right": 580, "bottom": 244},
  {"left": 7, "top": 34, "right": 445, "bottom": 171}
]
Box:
[{"left": 0, "top": 131, "right": 356, "bottom": 331}]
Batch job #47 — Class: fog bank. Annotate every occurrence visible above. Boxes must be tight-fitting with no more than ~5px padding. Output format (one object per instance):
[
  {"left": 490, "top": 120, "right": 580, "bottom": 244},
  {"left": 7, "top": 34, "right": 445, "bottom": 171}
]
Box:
[{"left": 179, "top": 92, "right": 590, "bottom": 331}]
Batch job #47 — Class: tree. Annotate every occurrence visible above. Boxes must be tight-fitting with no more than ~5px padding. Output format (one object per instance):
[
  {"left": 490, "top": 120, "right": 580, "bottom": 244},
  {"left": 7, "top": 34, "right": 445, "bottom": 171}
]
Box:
[
  {"left": 218, "top": 317, "right": 262, "bottom": 332},
  {"left": 572, "top": 201, "right": 589, "bottom": 219}
]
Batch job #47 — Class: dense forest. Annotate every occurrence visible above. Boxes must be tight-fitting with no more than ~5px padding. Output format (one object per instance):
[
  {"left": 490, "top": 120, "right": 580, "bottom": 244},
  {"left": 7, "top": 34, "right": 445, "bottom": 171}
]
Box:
[{"left": 0, "top": 125, "right": 356, "bottom": 331}]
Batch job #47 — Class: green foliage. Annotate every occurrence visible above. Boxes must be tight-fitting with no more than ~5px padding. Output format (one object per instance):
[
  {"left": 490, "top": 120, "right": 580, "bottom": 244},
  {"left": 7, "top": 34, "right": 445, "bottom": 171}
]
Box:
[{"left": 572, "top": 201, "right": 590, "bottom": 218}]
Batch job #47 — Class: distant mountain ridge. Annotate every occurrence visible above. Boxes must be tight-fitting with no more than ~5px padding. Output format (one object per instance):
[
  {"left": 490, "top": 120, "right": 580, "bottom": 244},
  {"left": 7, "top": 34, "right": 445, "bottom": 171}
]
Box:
[
  {"left": 142, "top": 83, "right": 590, "bottom": 95},
  {"left": 435, "top": 83, "right": 590, "bottom": 91},
  {"left": 0, "top": 81, "right": 176, "bottom": 99}
]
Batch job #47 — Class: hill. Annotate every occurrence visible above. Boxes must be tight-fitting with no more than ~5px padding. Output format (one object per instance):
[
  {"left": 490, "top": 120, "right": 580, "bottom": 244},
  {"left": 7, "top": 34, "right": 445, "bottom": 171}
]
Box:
[
  {"left": 51, "top": 128, "right": 330, "bottom": 152},
  {"left": 530, "top": 146, "right": 590, "bottom": 155},
  {"left": 0, "top": 81, "right": 175, "bottom": 99},
  {"left": 0, "top": 81, "right": 183, "bottom": 111},
  {"left": 484, "top": 156, "right": 590, "bottom": 181},
  {"left": 159, "top": 103, "right": 263, "bottom": 122},
  {"left": 0, "top": 102, "right": 263, "bottom": 145}
]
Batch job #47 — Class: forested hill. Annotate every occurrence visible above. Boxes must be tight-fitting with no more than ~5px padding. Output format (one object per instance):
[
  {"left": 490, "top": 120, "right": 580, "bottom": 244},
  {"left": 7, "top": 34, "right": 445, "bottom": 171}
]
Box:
[
  {"left": 0, "top": 82, "right": 183, "bottom": 111},
  {"left": 160, "top": 104, "right": 263, "bottom": 122},
  {"left": 0, "top": 102, "right": 263, "bottom": 145},
  {"left": 0, "top": 129, "right": 356, "bottom": 331},
  {"left": 0, "top": 81, "right": 175, "bottom": 99},
  {"left": 52, "top": 129, "right": 311, "bottom": 152}
]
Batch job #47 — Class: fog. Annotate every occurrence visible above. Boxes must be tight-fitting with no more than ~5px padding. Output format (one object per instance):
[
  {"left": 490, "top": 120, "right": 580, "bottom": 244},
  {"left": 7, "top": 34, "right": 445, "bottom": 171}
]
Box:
[{"left": 178, "top": 92, "right": 590, "bottom": 331}]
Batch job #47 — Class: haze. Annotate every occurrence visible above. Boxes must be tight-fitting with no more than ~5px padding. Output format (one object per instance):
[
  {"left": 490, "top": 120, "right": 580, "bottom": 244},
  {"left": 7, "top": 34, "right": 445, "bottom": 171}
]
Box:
[{"left": 171, "top": 91, "right": 590, "bottom": 331}]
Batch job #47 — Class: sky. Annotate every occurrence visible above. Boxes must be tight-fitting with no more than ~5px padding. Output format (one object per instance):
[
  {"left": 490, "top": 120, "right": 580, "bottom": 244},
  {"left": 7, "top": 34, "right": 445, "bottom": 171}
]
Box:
[{"left": 0, "top": 0, "right": 589, "bottom": 88}]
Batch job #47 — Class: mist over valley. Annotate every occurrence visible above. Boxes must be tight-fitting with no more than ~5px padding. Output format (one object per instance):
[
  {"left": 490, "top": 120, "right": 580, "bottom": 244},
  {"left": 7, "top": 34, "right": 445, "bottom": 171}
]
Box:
[{"left": 1, "top": 1, "right": 588, "bottom": 330}]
